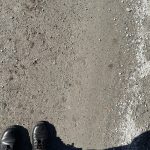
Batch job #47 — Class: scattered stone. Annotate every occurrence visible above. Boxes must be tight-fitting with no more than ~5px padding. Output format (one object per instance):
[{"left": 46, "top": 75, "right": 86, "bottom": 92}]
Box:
[
  {"left": 9, "top": 76, "right": 13, "bottom": 81},
  {"left": 32, "top": 59, "right": 38, "bottom": 65},
  {"left": 126, "top": 8, "right": 132, "bottom": 12},
  {"left": 2, "top": 102, "right": 7, "bottom": 109},
  {"left": 52, "top": 60, "right": 56, "bottom": 65},
  {"left": 8, "top": 38, "right": 12, "bottom": 41},
  {"left": 126, "top": 27, "right": 129, "bottom": 30},
  {"left": 30, "top": 109, "right": 34, "bottom": 114},
  {"left": 108, "top": 64, "right": 114, "bottom": 69}
]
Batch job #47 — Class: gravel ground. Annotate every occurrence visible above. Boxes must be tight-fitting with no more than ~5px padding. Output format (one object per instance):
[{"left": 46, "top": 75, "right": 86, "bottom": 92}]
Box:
[{"left": 0, "top": 0, "right": 150, "bottom": 149}]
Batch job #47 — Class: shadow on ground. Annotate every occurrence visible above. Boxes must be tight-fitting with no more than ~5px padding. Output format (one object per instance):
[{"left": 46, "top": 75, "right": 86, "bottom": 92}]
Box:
[
  {"left": 38, "top": 121, "right": 150, "bottom": 150},
  {"left": 40, "top": 121, "right": 82, "bottom": 150},
  {"left": 6, "top": 122, "right": 150, "bottom": 150}
]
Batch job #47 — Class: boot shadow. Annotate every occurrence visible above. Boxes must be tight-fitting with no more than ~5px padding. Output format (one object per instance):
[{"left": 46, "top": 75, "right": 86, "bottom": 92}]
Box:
[
  {"left": 43, "top": 121, "right": 82, "bottom": 150},
  {"left": 5, "top": 123, "right": 150, "bottom": 150},
  {"left": 40, "top": 122, "right": 150, "bottom": 150}
]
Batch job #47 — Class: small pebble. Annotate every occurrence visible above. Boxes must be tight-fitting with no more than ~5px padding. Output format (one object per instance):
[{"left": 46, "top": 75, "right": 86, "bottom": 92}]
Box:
[
  {"left": 52, "top": 60, "right": 56, "bottom": 65},
  {"left": 125, "top": 27, "right": 129, "bottom": 30},
  {"left": 126, "top": 8, "right": 132, "bottom": 12}
]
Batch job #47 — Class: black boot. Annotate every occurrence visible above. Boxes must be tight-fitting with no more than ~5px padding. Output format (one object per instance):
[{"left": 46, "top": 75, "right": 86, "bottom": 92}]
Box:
[
  {"left": 32, "top": 121, "right": 52, "bottom": 150},
  {"left": 0, "top": 125, "right": 31, "bottom": 150}
]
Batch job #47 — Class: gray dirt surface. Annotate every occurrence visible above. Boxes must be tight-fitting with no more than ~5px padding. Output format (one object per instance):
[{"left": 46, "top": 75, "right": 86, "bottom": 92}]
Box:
[{"left": 0, "top": 0, "right": 150, "bottom": 149}]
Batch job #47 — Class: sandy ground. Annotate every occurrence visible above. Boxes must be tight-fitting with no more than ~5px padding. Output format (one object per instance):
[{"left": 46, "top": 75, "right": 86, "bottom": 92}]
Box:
[{"left": 0, "top": 0, "right": 150, "bottom": 149}]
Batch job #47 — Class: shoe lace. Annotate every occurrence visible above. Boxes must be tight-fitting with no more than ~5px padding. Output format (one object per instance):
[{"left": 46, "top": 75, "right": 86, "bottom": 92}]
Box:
[
  {"left": 34, "top": 139, "right": 49, "bottom": 150},
  {"left": 3, "top": 145, "right": 13, "bottom": 150}
]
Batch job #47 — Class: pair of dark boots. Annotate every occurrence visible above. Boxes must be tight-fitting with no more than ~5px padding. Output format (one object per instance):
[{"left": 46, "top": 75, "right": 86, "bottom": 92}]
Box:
[{"left": 0, "top": 121, "right": 56, "bottom": 150}]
